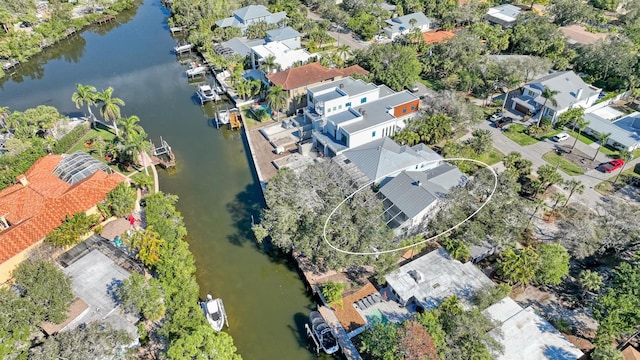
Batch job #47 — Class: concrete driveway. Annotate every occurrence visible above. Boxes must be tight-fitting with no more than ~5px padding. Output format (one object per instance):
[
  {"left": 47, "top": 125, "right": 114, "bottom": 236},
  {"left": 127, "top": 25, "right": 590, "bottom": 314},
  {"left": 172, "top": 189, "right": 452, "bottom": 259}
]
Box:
[{"left": 473, "top": 120, "right": 640, "bottom": 208}]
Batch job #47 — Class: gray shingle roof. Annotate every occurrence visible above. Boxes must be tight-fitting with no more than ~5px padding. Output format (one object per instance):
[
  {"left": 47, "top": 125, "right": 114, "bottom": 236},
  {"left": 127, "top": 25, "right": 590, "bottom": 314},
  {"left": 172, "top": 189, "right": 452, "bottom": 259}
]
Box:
[
  {"left": 234, "top": 5, "right": 271, "bottom": 21},
  {"left": 266, "top": 26, "right": 300, "bottom": 42},
  {"left": 343, "top": 137, "right": 440, "bottom": 181},
  {"left": 385, "top": 12, "right": 434, "bottom": 33},
  {"left": 342, "top": 91, "right": 419, "bottom": 134},
  {"left": 219, "top": 37, "right": 265, "bottom": 57},
  {"left": 527, "top": 71, "right": 600, "bottom": 110}
]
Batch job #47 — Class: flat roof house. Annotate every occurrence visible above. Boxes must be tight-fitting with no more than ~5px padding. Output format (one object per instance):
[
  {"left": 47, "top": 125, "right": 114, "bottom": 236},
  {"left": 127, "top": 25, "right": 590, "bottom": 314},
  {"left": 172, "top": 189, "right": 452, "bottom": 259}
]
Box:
[
  {"left": 484, "top": 297, "right": 584, "bottom": 360},
  {"left": 0, "top": 152, "right": 125, "bottom": 283},
  {"left": 511, "top": 71, "right": 601, "bottom": 122},
  {"left": 215, "top": 5, "right": 287, "bottom": 34},
  {"left": 250, "top": 41, "right": 313, "bottom": 73},
  {"left": 484, "top": 4, "right": 522, "bottom": 28},
  {"left": 383, "top": 12, "right": 437, "bottom": 40},
  {"left": 305, "top": 77, "right": 420, "bottom": 156}
]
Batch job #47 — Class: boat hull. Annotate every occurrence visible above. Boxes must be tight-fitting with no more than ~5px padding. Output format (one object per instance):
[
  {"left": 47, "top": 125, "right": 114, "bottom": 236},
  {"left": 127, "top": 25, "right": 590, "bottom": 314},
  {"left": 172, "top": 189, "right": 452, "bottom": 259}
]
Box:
[
  {"left": 201, "top": 296, "right": 227, "bottom": 332},
  {"left": 309, "top": 311, "right": 339, "bottom": 355}
]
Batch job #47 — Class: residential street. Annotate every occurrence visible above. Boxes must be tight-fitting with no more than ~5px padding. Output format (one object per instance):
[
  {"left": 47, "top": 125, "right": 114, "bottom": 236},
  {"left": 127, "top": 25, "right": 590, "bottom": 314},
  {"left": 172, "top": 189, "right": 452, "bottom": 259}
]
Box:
[
  {"left": 306, "top": 11, "right": 372, "bottom": 51},
  {"left": 472, "top": 120, "right": 640, "bottom": 208}
]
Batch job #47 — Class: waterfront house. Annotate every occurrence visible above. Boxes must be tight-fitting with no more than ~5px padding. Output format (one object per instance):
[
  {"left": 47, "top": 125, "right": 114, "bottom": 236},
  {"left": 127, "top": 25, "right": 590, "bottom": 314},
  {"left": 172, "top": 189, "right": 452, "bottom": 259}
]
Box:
[
  {"left": 384, "top": 248, "right": 584, "bottom": 359},
  {"left": 383, "top": 12, "right": 437, "bottom": 40},
  {"left": 266, "top": 62, "right": 369, "bottom": 115},
  {"left": 214, "top": 5, "right": 287, "bottom": 34},
  {"left": 0, "top": 152, "right": 125, "bottom": 283},
  {"left": 484, "top": 4, "right": 521, "bottom": 28},
  {"left": 250, "top": 40, "right": 313, "bottom": 73},
  {"left": 305, "top": 77, "right": 420, "bottom": 156},
  {"left": 333, "top": 138, "right": 466, "bottom": 236},
  {"left": 215, "top": 26, "right": 301, "bottom": 59},
  {"left": 265, "top": 26, "right": 302, "bottom": 50},
  {"left": 510, "top": 71, "right": 601, "bottom": 122}
]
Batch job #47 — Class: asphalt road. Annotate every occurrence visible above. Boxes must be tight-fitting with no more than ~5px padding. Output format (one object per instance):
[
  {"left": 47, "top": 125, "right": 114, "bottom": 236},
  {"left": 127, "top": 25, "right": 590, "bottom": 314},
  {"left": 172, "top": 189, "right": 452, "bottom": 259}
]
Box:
[
  {"left": 306, "top": 11, "right": 372, "bottom": 51},
  {"left": 472, "top": 120, "right": 640, "bottom": 208}
]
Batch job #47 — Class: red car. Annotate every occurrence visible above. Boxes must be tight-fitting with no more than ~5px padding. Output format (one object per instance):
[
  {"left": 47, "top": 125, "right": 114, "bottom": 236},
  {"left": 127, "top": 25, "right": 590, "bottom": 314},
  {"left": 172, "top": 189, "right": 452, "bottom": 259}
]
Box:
[{"left": 599, "top": 159, "right": 625, "bottom": 173}]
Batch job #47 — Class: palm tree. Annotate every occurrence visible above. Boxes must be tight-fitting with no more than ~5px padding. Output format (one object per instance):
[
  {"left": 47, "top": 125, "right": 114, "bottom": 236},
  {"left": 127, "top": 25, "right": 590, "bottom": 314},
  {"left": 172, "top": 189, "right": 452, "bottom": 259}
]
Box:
[
  {"left": 260, "top": 55, "right": 278, "bottom": 74},
  {"left": 394, "top": 130, "right": 420, "bottom": 146},
  {"left": 98, "top": 87, "right": 125, "bottom": 137},
  {"left": 117, "top": 115, "right": 143, "bottom": 143},
  {"left": 592, "top": 131, "right": 611, "bottom": 161},
  {"left": 613, "top": 149, "right": 633, "bottom": 185},
  {"left": 537, "top": 86, "right": 559, "bottom": 126},
  {"left": 336, "top": 44, "right": 351, "bottom": 62},
  {"left": 125, "top": 131, "right": 152, "bottom": 176},
  {"left": 266, "top": 85, "right": 288, "bottom": 119},
  {"left": 409, "top": 17, "right": 418, "bottom": 29},
  {"left": 527, "top": 198, "right": 546, "bottom": 227},
  {"left": 563, "top": 179, "right": 585, "bottom": 206},
  {"left": 570, "top": 117, "right": 589, "bottom": 153},
  {"left": 72, "top": 84, "right": 98, "bottom": 127},
  {"left": 550, "top": 192, "right": 566, "bottom": 212}
]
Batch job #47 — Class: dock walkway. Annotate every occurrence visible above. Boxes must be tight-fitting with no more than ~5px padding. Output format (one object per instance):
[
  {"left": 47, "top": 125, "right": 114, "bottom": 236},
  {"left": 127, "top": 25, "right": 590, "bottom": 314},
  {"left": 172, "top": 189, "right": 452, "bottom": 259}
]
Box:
[{"left": 318, "top": 306, "right": 362, "bottom": 360}]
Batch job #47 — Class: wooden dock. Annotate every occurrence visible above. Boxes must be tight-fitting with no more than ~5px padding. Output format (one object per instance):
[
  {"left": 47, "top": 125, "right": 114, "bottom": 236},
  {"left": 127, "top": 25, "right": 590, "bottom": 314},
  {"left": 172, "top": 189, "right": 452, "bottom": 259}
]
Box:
[
  {"left": 95, "top": 15, "right": 115, "bottom": 25},
  {"left": 151, "top": 137, "right": 176, "bottom": 169}
]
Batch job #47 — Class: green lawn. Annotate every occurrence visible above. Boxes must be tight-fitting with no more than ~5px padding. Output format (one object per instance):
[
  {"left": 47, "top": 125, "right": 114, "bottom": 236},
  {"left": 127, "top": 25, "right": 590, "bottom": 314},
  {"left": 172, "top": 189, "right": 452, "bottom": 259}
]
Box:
[
  {"left": 541, "top": 152, "right": 585, "bottom": 176},
  {"left": 67, "top": 124, "right": 135, "bottom": 175},
  {"left": 537, "top": 129, "right": 562, "bottom": 141},
  {"left": 565, "top": 129, "right": 595, "bottom": 144},
  {"left": 503, "top": 124, "right": 539, "bottom": 146},
  {"left": 477, "top": 147, "right": 505, "bottom": 165}
]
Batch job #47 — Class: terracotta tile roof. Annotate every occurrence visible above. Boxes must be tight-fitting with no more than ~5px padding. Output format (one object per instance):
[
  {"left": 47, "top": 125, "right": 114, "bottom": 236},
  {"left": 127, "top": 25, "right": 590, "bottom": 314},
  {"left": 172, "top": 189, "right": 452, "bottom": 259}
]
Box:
[
  {"left": 559, "top": 24, "right": 608, "bottom": 45},
  {"left": 267, "top": 63, "right": 369, "bottom": 91},
  {"left": 331, "top": 282, "right": 377, "bottom": 332},
  {"left": 0, "top": 155, "right": 125, "bottom": 264},
  {"left": 423, "top": 31, "right": 456, "bottom": 44}
]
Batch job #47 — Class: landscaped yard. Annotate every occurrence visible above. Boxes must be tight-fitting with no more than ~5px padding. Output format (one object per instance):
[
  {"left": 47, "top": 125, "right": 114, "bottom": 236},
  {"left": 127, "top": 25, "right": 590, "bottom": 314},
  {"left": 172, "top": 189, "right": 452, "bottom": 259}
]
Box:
[
  {"left": 476, "top": 147, "right": 505, "bottom": 165},
  {"left": 67, "top": 123, "right": 134, "bottom": 175},
  {"left": 541, "top": 152, "right": 585, "bottom": 176},
  {"left": 503, "top": 124, "right": 539, "bottom": 146},
  {"left": 594, "top": 167, "right": 640, "bottom": 195}
]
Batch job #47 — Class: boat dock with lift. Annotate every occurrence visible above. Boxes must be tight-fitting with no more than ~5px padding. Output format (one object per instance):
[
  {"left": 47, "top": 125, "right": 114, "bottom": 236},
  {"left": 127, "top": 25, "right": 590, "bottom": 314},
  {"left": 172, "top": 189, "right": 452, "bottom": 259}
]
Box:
[
  {"left": 150, "top": 137, "right": 176, "bottom": 169},
  {"left": 174, "top": 43, "right": 194, "bottom": 54},
  {"left": 215, "top": 108, "right": 243, "bottom": 130}
]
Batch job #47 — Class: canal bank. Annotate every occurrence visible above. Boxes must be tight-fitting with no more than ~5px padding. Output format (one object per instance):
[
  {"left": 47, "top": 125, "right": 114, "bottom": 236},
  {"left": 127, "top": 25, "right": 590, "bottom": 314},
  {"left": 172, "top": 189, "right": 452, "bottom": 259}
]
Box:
[{"left": 0, "top": 0, "right": 324, "bottom": 358}]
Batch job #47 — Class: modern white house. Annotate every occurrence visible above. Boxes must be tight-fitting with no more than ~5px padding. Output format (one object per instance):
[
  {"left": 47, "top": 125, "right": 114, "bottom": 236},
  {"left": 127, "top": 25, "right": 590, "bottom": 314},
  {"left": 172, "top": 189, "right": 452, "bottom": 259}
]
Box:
[
  {"left": 333, "top": 138, "right": 466, "bottom": 236},
  {"left": 583, "top": 105, "right": 640, "bottom": 151},
  {"left": 305, "top": 77, "right": 420, "bottom": 156},
  {"left": 484, "top": 4, "right": 522, "bottom": 28},
  {"left": 511, "top": 71, "right": 601, "bottom": 122},
  {"left": 250, "top": 41, "right": 313, "bottom": 73},
  {"left": 383, "top": 12, "right": 437, "bottom": 40},
  {"left": 214, "top": 5, "right": 287, "bottom": 33}
]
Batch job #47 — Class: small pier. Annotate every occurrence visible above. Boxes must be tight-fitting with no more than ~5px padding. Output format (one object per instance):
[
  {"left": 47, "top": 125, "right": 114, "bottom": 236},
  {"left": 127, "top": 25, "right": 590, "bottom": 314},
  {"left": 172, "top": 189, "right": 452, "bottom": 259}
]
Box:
[
  {"left": 215, "top": 108, "right": 243, "bottom": 129},
  {"left": 174, "top": 43, "right": 194, "bottom": 55},
  {"left": 170, "top": 26, "right": 185, "bottom": 34},
  {"left": 95, "top": 15, "right": 116, "bottom": 25},
  {"left": 151, "top": 137, "right": 176, "bottom": 169}
]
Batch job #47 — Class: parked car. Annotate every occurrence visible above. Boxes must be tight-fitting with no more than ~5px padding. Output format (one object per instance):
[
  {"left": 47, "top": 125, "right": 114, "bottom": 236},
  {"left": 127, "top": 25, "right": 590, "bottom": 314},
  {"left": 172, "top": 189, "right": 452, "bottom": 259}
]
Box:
[
  {"left": 552, "top": 132, "right": 570, "bottom": 142},
  {"left": 407, "top": 83, "right": 420, "bottom": 92},
  {"left": 599, "top": 159, "right": 625, "bottom": 173},
  {"left": 495, "top": 117, "right": 514, "bottom": 128},
  {"left": 489, "top": 112, "right": 504, "bottom": 122}
]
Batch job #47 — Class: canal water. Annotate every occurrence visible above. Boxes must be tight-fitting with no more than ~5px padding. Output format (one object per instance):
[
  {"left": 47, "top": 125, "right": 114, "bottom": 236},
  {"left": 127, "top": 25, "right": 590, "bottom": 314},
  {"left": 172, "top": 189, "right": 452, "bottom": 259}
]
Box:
[{"left": 0, "top": 1, "right": 322, "bottom": 358}]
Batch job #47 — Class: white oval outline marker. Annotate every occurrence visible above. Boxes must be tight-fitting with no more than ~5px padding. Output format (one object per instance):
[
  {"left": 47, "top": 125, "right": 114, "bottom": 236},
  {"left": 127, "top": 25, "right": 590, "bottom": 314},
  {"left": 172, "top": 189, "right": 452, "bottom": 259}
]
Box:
[{"left": 322, "top": 158, "right": 498, "bottom": 256}]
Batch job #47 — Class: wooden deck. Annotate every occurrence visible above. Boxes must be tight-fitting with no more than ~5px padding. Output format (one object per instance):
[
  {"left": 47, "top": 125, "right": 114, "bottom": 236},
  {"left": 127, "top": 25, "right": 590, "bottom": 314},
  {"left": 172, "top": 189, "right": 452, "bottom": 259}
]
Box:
[{"left": 95, "top": 15, "right": 115, "bottom": 25}]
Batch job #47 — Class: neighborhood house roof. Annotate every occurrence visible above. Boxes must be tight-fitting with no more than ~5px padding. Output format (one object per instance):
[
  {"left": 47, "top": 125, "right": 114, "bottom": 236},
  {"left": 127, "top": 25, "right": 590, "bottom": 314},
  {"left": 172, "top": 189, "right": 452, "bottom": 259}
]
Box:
[
  {"left": 560, "top": 24, "right": 608, "bottom": 46},
  {"left": 234, "top": 5, "right": 271, "bottom": 20},
  {"left": 310, "top": 77, "right": 378, "bottom": 97},
  {"left": 342, "top": 137, "right": 441, "bottom": 181},
  {"left": 266, "top": 63, "right": 368, "bottom": 90},
  {"left": 251, "top": 41, "right": 312, "bottom": 70},
  {"left": 385, "top": 12, "right": 434, "bottom": 33},
  {"left": 584, "top": 111, "right": 640, "bottom": 150},
  {"left": 385, "top": 248, "right": 495, "bottom": 309},
  {"left": 526, "top": 71, "right": 600, "bottom": 111},
  {"left": 342, "top": 91, "right": 419, "bottom": 134},
  {"left": 484, "top": 297, "right": 584, "bottom": 360},
  {"left": 422, "top": 31, "right": 455, "bottom": 44},
  {"left": 218, "top": 37, "right": 265, "bottom": 57},
  {"left": 485, "top": 4, "right": 521, "bottom": 26},
  {"left": 0, "top": 154, "right": 124, "bottom": 264},
  {"left": 266, "top": 26, "right": 300, "bottom": 42}
]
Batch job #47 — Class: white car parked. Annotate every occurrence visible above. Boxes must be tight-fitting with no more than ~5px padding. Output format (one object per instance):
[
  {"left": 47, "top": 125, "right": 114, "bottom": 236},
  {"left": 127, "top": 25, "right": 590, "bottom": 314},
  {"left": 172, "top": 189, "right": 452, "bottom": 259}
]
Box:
[{"left": 552, "top": 132, "right": 570, "bottom": 142}]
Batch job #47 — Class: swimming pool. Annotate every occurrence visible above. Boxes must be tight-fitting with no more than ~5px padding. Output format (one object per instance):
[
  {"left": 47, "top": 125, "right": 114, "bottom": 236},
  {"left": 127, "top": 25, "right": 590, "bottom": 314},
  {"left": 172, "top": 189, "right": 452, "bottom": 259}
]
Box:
[{"left": 366, "top": 309, "right": 389, "bottom": 324}]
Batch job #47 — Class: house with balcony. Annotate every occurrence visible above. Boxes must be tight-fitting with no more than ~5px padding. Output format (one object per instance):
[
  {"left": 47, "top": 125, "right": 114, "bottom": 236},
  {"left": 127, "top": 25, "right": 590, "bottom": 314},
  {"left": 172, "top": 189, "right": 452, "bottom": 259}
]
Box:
[
  {"left": 305, "top": 77, "right": 420, "bottom": 156},
  {"left": 214, "top": 5, "right": 287, "bottom": 34},
  {"left": 266, "top": 62, "right": 369, "bottom": 115},
  {"left": 383, "top": 12, "right": 436, "bottom": 40},
  {"left": 510, "top": 71, "right": 601, "bottom": 122}
]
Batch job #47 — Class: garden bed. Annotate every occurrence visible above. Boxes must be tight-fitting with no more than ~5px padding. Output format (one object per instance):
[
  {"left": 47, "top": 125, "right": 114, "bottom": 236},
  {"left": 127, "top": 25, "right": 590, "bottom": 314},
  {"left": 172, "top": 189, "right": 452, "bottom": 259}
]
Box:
[{"left": 541, "top": 152, "right": 585, "bottom": 176}]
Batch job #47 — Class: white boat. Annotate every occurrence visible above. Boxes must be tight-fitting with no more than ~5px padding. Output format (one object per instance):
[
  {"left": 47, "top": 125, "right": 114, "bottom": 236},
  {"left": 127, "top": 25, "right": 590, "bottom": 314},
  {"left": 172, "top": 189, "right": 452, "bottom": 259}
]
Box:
[
  {"left": 196, "top": 84, "right": 219, "bottom": 103},
  {"left": 174, "top": 43, "right": 194, "bottom": 54},
  {"left": 306, "top": 311, "right": 339, "bottom": 355},
  {"left": 186, "top": 62, "right": 207, "bottom": 77},
  {"left": 200, "top": 294, "right": 227, "bottom": 332}
]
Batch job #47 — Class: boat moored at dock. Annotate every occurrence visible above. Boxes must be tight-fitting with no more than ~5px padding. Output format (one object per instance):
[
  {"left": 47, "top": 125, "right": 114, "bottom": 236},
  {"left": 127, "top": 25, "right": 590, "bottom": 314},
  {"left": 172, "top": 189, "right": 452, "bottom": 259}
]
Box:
[
  {"left": 186, "top": 61, "right": 207, "bottom": 77},
  {"left": 174, "top": 43, "right": 194, "bottom": 54},
  {"left": 306, "top": 311, "right": 339, "bottom": 355},
  {"left": 196, "top": 84, "right": 220, "bottom": 104}
]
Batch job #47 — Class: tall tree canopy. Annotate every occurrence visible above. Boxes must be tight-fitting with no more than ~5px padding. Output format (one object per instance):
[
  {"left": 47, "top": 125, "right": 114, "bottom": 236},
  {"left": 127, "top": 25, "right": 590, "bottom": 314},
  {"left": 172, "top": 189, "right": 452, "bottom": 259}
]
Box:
[{"left": 354, "top": 43, "right": 422, "bottom": 91}]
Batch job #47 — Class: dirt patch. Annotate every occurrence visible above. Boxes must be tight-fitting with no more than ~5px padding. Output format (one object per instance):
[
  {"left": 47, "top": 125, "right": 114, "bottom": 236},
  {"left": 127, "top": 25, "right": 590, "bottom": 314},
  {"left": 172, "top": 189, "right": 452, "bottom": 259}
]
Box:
[{"left": 554, "top": 146, "right": 599, "bottom": 173}]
